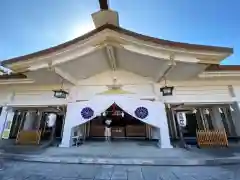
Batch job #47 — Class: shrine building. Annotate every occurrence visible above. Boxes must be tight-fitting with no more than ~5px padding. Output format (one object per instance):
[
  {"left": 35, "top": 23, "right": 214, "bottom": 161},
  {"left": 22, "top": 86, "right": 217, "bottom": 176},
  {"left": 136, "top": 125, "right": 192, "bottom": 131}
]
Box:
[{"left": 0, "top": 0, "right": 239, "bottom": 148}]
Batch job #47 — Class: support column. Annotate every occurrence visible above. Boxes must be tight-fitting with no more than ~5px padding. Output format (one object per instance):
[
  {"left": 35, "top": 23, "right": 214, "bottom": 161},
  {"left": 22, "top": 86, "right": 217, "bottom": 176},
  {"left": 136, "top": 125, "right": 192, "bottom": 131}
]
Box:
[
  {"left": 59, "top": 123, "right": 72, "bottom": 147},
  {"left": 60, "top": 105, "right": 73, "bottom": 147},
  {"left": 159, "top": 126, "right": 173, "bottom": 148},
  {"left": 211, "top": 107, "right": 224, "bottom": 129},
  {"left": 158, "top": 107, "right": 173, "bottom": 148},
  {"left": 230, "top": 102, "right": 240, "bottom": 136}
]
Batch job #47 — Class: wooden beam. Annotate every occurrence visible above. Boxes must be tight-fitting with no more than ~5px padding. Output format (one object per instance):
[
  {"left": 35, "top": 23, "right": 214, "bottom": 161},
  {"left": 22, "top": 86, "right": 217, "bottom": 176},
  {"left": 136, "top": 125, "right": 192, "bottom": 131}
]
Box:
[
  {"left": 105, "top": 45, "right": 117, "bottom": 71},
  {"left": 54, "top": 67, "right": 78, "bottom": 85},
  {"left": 156, "top": 54, "right": 176, "bottom": 83},
  {"left": 99, "top": 0, "right": 109, "bottom": 10}
]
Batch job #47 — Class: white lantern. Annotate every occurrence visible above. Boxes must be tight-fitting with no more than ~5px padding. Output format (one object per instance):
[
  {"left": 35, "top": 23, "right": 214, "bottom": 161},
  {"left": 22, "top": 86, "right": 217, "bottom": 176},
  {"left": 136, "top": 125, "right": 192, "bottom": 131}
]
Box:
[
  {"left": 218, "top": 108, "right": 223, "bottom": 113},
  {"left": 102, "top": 112, "right": 106, "bottom": 116},
  {"left": 204, "top": 109, "right": 210, "bottom": 115},
  {"left": 192, "top": 109, "right": 197, "bottom": 114},
  {"left": 47, "top": 113, "right": 57, "bottom": 127}
]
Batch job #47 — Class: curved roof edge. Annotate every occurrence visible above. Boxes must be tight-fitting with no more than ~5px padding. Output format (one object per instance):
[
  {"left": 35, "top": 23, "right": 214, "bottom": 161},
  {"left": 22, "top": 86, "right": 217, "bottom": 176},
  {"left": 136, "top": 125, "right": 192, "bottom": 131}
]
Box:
[
  {"left": 0, "top": 73, "right": 27, "bottom": 80},
  {"left": 206, "top": 64, "right": 240, "bottom": 71},
  {"left": 1, "top": 24, "right": 234, "bottom": 66}
]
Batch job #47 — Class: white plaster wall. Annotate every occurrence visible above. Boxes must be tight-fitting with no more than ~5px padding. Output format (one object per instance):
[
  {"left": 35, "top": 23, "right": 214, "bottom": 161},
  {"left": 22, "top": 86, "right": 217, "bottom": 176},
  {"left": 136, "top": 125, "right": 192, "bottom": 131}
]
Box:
[
  {"left": 70, "top": 84, "right": 155, "bottom": 101},
  {"left": 0, "top": 84, "right": 69, "bottom": 106},
  {"left": 77, "top": 70, "right": 152, "bottom": 85},
  {"left": 0, "top": 71, "right": 237, "bottom": 107},
  {"left": 233, "top": 85, "right": 240, "bottom": 102},
  {"left": 156, "top": 85, "right": 232, "bottom": 103},
  {"left": 0, "top": 91, "right": 13, "bottom": 106},
  {"left": 9, "top": 90, "right": 67, "bottom": 106},
  {"left": 70, "top": 70, "right": 156, "bottom": 101}
]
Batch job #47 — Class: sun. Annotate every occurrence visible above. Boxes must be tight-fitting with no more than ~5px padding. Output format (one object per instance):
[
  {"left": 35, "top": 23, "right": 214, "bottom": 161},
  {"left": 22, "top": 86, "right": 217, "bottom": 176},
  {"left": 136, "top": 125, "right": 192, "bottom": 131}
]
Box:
[{"left": 67, "top": 21, "right": 95, "bottom": 40}]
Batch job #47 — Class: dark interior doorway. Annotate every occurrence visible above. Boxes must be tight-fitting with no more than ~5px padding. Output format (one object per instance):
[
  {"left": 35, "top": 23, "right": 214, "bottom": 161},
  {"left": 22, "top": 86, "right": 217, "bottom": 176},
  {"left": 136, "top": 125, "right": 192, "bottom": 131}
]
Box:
[
  {"left": 89, "top": 103, "right": 146, "bottom": 139},
  {"left": 55, "top": 114, "right": 64, "bottom": 139},
  {"left": 9, "top": 111, "right": 25, "bottom": 139},
  {"left": 174, "top": 111, "right": 198, "bottom": 137},
  {"left": 183, "top": 113, "right": 198, "bottom": 137}
]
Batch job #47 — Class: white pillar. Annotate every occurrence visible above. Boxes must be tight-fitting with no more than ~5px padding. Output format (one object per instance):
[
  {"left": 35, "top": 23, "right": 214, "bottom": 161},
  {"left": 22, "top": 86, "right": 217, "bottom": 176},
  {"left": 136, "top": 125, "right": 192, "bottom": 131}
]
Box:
[
  {"left": 60, "top": 105, "right": 73, "bottom": 147},
  {"left": 159, "top": 127, "right": 173, "bottom": 148},
  {"left": 59, "top": 124, "right": 72, "bottom": 147},
  {"left": 159, "top": 107, "right": 172, "bottom": 148}
]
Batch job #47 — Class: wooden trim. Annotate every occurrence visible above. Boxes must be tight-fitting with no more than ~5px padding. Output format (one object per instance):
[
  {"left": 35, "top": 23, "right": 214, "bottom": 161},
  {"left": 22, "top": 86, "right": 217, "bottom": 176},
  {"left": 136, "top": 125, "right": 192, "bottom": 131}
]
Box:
[{"left": 196, "top": 129, "right": 228, "bottom": 147}]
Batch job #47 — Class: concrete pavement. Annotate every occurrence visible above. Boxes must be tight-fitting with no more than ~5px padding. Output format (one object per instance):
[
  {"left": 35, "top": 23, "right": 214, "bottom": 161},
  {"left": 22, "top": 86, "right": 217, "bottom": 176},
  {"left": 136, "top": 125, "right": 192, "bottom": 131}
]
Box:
[
  {"left": 2, "top": 141, "right": 240, "bottom": 166},
  {"left": 1, "top": 160, "right": 240, "bottom": 180}
]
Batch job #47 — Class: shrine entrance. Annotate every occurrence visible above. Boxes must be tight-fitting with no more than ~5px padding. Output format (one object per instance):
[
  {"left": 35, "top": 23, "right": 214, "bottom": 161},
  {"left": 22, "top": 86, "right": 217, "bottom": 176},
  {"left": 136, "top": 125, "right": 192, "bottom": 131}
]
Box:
[
  {"left": 88, "top": 103, "right": 149, "bottom": 139},
  {"left": 60, "top": 95, "right": 172, "bottom": 148}
]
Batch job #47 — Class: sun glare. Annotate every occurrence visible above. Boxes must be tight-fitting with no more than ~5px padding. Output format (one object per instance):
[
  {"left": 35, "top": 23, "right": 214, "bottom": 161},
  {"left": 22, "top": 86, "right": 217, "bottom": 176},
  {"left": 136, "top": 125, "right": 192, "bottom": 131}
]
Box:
[{"left": 67, "top": 21, "right": 95, "bottom": 40}]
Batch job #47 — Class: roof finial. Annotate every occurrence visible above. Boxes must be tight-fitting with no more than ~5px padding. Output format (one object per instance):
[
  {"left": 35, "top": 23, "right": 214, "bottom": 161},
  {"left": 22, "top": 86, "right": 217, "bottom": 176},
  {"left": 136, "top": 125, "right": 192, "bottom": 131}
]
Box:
[{"left": 99, "top": 0, "right": 109, "bottom": 10}]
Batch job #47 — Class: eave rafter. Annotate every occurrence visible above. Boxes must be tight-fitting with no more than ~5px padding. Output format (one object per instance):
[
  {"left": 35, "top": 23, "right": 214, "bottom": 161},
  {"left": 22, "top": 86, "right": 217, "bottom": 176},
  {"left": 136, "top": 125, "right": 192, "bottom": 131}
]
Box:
[
  {"left": 155, "top": 54, "right": 176, "bottom": 83},
  {"left": 105, "top": 45, "right": 117, "bottom": 71},
  {"left": 48, "top": 65, "right": 78, "bottom": 85}
]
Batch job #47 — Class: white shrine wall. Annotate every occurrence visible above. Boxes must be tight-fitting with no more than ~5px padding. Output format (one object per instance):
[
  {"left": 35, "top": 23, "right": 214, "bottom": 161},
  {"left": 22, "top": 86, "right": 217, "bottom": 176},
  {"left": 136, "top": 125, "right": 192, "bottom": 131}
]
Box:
[{"left": 1, "top": 70, "right": 240, "bottom": 142}]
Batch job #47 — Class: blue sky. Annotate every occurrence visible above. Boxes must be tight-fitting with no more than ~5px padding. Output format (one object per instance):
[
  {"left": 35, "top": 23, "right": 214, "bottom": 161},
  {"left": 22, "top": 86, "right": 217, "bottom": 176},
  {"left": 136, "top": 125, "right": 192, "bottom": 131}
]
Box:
[{"left": 0, "top": 0, "right": 239, "bottom": 64}]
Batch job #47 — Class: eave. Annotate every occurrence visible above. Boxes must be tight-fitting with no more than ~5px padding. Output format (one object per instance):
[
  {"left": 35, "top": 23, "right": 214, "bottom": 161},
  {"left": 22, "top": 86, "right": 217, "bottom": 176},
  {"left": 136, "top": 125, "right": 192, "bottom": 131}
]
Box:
[
  {"left": 199, "top": 65, "right": 240, "bottom": 78},
  {"left": 1, "top": 24, "right": 233, "bottom": 69}
]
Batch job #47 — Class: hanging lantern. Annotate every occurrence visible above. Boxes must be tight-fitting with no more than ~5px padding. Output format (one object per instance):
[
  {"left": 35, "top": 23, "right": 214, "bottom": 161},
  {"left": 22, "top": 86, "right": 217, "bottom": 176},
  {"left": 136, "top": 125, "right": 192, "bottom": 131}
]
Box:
[
  {"left": 53, "top": 73, "right": 68, "bottom": 99},
  {"left": 218, "top": 108, "right": 223, "bottom": 113},
  {"left": 47, "top": 113, "right": 57, "bottom": 127},
  {"left": 53, "top": 89, "right": 68, "bottom": 99},
  {"left": 160, "top": 77, "right": 174, "bottom": 96},
  {"left": 204, "top": 109, "right": 210, "bottom": 115},
  {"left": 160, "top": 86, "right": 174, "bottom": 96},
  {"left": 121, "top": 112, "right": 124, "bottom": 117},
  {"left": 192, "top": 109, "right": 197, "bottom": 114},
  {"left": 102, "top": 111, "right": 107, "bottom": 116}
]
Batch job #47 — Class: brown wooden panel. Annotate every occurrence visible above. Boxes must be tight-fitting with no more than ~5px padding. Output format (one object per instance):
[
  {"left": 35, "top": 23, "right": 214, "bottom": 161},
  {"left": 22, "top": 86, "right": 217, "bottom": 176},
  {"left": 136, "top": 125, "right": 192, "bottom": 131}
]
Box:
[
  {"left": 89, "top": 125, "right": 105, "bottom": 137},
  {"left": 196, "top": 129, "right": 228, "bottom": 148},
  {"left": 16, "top": 130, "right": 41, "bottom": 145},
  {"left": 126, "top": 125, "right": 146, "bottom": 137},
  {"left": 111, "top": 127, "right": 125, "bottom": 138}
]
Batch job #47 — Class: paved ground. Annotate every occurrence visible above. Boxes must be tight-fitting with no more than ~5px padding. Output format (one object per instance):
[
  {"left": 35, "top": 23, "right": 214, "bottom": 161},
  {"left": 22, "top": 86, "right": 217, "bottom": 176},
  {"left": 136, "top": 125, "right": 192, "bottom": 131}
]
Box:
[
  {"left": 46, "top": 141, "right": 211, "bottom": 158},
  {"left": 2, "top": 140, "right": 240, "bottom": 159},
  {"left": 3, "top": 141, "right": 240, "bottom": 166},
  {"left": 1, "top": 160, "right": 240, "bottom": 180}
]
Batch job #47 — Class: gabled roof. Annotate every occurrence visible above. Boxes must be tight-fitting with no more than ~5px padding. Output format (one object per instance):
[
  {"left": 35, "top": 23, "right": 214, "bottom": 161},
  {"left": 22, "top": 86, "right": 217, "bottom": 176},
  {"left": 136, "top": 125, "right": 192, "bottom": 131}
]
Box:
[{"left": 1, "top": 24, "right": 233, "bottom": 66}]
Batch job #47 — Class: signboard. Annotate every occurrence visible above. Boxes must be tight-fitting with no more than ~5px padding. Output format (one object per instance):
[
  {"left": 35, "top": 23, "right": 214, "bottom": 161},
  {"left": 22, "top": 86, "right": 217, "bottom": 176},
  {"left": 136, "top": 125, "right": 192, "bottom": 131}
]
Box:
[
  {"left": 2, "top": 111, "right": 15, "bottom": 139},
  {"left": 176, "top": 112, "right": 187, "bottom": 127}
]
